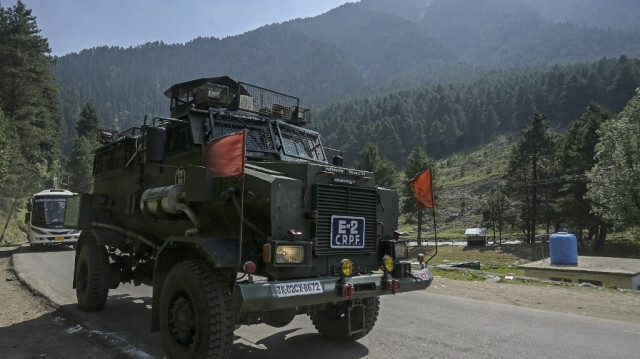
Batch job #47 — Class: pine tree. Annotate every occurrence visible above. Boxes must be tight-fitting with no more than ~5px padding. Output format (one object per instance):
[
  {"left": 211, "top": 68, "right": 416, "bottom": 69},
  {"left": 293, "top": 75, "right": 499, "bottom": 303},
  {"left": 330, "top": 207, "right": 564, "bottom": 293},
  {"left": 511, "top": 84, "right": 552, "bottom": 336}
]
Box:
[
  {"left": 587, "top": 89, "right": 640, "bottom": 241},
  {"left": 608, "top": 55, "right": 640, "bottom": 112},
  {"left": 505, "top": 112, "right": 556, "bottom": 244},
  {"left": 67, "top": 136, "right": 97, "bottom": 193},
  {"left": 76, "top": 102, "right": 102, "bottom": 138},
  {"left": 557, "top": 103, "right": 610, "bottom": 246},
  {"left": 66, "top": 102, "right": 102, "bottom": 193},
  {"left": 0, "top": 1, "right": 61, "bottom": 197},
  {"left": 356, "top": 142, "right": 397, "bottom": 189},
  {"left": 481, "top": 186, "right": 507, "bottom": 244},
  {"left": 0, "top": 108, "right": 10, "bottom": 183}
]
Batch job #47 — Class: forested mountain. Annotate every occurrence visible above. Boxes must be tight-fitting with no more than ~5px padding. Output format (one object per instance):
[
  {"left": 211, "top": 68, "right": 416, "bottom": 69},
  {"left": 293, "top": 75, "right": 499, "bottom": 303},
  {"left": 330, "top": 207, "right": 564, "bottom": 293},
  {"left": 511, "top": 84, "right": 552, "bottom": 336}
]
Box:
[
  {"left": 521, "top": 0, "right": 640, "bottom": 34},
  {"left": 315, "top": 57, "right": 640, "bottom": 165},
  {"left": 53, "top": 26, "right": 368, "bottom": 153},
  {"left": 282, "top": 3, "right": 456, "bottom": 82},
  {"left": 51, "top": 0, "right": 640, "bottom": 159},
  {"left": 362, "top": 0, "right": 640, "bottom": 67},
  {"left": 418, "top": 0, "right": 640, "bottom": 66}
]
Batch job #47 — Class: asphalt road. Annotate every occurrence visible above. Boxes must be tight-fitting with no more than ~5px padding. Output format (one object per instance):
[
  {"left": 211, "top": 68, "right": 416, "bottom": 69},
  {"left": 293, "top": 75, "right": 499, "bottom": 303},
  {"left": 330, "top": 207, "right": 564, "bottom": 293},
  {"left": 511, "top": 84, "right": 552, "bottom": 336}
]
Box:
[{"left": 13, "top": 245, "right": 640, "bottom": 359}]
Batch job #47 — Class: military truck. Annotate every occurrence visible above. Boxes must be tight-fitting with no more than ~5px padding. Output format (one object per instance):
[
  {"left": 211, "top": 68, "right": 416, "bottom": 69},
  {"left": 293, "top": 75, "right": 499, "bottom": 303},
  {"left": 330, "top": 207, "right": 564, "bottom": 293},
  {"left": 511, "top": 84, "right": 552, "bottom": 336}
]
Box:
[{"left": 65, "top": 76, "right": 433, "bottom": 359}]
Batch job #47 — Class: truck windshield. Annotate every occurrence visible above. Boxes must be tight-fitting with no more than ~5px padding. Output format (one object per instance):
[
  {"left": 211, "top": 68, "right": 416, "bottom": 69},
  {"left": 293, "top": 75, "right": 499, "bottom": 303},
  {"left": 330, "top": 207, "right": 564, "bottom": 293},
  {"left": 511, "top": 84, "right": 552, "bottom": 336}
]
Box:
[
  {"left": 31, "top": 197, "right": 67, "bottom": 227},
  {"left": 209, "top": 110, "right": 328, "bottom": 164}
]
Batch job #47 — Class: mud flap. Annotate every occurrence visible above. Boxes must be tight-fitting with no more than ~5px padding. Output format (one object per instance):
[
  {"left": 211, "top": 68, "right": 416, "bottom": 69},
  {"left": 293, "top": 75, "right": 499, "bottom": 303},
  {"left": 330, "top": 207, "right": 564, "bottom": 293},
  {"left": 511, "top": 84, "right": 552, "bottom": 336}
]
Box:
[{"left": 347, "top": 301, "right": 367, "bottom": 337}]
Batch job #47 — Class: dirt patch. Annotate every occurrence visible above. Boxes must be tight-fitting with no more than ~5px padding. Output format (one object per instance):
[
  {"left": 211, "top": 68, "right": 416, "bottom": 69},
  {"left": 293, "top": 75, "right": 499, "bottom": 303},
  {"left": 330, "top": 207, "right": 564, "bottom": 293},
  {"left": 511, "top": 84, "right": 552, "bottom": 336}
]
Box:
[
  {"left": 0, "top": 246, "right": 120, "bottom": 359},
  {"left": 429, "top": 276, "right": 640, "bottom": 324}
]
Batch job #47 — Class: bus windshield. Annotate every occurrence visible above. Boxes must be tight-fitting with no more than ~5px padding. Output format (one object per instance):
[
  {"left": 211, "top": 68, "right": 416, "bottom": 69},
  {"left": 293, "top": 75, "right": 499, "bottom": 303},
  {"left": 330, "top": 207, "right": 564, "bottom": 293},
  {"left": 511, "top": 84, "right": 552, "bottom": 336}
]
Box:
[{"left": 31, "top": 197, "right": 67, "bottom": 227}]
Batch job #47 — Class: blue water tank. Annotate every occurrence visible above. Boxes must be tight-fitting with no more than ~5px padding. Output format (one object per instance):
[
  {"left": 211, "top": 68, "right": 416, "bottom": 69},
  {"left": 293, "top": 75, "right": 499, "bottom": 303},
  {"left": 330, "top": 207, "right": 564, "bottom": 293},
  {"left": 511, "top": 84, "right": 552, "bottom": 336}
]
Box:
[{"left": 549, "top": 232, "right": 578, "bottom": 265}]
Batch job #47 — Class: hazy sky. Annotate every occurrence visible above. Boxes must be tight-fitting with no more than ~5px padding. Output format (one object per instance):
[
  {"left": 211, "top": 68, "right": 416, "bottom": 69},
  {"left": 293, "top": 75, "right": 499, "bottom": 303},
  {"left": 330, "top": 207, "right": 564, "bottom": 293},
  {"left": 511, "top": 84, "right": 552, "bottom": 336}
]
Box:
[{"left": 17, "top": 0, "right": 353, "bottom": 56}]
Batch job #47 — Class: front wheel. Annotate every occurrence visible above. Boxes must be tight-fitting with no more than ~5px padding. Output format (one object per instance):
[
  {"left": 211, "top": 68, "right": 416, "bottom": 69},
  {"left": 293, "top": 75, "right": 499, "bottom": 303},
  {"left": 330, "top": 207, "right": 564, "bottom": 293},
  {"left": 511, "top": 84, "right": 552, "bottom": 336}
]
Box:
[
  {"left": 310, "top": 296, "right": 380, "bottom": 341},
  {"left": 75, "top": 241, "right": 110, "bottom": 311},
  {"left": 159, "top": 260, "right": 234, "bottom": 359}
]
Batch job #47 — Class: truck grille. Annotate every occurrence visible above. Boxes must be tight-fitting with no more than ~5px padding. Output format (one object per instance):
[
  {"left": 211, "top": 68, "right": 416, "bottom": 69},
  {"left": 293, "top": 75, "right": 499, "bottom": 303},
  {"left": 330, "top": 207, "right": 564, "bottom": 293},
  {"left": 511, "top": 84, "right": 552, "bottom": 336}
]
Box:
[{"left": 313, "top": 184, "right": 378, "bottom": 255}]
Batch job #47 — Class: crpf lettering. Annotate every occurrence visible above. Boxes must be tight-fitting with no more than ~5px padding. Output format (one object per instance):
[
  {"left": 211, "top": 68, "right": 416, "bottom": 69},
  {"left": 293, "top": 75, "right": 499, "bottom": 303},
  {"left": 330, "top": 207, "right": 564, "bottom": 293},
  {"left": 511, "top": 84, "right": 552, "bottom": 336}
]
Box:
[{"left": 334, "top": 234, "right": 361, "bottom": 246}]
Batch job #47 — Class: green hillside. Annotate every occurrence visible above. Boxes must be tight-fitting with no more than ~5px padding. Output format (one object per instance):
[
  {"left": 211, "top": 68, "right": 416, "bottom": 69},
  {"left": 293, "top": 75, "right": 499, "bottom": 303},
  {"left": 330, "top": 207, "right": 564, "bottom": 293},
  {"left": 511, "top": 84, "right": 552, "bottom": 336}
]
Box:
[
  {"left": 399, "top": 136, "right": 513, "bottom": 238},
  {"left": 315, "top": 57, "right": 640, "bottom": 166}
]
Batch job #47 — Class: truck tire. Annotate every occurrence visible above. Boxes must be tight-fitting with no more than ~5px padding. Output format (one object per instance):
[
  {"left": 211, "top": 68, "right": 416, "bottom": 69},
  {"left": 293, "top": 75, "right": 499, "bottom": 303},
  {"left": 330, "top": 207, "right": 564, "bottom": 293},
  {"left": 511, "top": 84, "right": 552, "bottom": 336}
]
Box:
[
  {"left": 310, "top": 296, "right": 380, "bottom": 341},
  {"left": 159, "top": 260, "right": 234, "bottom": 359},
  {"left": 75, "top": 242, "right": 110, "bottom": 311}
]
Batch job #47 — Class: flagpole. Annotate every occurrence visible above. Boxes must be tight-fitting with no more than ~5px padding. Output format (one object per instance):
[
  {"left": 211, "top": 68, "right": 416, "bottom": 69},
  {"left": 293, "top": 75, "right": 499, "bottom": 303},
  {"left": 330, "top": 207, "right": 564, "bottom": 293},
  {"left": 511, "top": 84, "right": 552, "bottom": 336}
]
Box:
[
  {"left": 427, "top": 205, "right": 437, "bottom": 264},
  {"left": 238, "top": 174, "right": 245, "bottom": 269},
  {"left": 427, "top": 168, "right": 437, "bottom": 264},
  {"left": 205, "top": 129, "right": 248, "bottom": 270},
  {"left": 409, "top": 167, "right": 437, "bottom": 263},
  {"left": 238, "top": 130, "right": 247, "bottom": 269}
]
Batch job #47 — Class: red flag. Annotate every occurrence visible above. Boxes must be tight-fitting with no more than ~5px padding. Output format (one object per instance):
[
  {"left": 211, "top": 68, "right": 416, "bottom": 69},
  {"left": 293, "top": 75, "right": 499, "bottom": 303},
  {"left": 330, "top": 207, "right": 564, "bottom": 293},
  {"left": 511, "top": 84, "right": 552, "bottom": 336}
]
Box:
[
  {"left": 205, "top": 130, "right": 246, "bottom": 177},
  {"left": 409, "top": 169, "right": 434, "bottom": 208}
]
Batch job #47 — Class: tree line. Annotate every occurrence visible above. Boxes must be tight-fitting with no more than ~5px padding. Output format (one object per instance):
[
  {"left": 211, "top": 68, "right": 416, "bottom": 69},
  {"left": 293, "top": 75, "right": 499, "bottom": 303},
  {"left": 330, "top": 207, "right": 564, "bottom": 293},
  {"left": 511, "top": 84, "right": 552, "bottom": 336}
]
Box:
[
  {"left": 0, "top": 1, "right": 61, "bottom": 214},
  {"left": 481, "top": 92, "right": 640, "bottom": 248},
  {"left": 359, "top": 90, "right": 640, "bottom": 248},
  {"left": 316, "top": 56, "right": 640, "bottom": 166}
]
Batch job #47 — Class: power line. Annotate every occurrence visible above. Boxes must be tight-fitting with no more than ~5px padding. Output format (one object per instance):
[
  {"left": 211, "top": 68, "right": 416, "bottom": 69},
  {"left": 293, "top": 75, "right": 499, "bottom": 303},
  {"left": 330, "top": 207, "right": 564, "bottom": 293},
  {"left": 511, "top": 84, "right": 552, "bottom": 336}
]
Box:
[{"left": 506, "top": 173, "right": 588, "bottom": 187}]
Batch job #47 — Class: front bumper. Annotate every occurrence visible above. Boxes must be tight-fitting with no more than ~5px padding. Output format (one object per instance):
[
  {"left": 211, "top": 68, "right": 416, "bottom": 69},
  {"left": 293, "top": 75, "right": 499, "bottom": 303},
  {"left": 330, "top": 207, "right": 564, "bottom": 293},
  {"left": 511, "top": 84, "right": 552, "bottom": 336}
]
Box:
[
  {"left": 29, "top": 231, "right": 80, "bottom": 244},
  {"left": 233, "top": 268, "right": 432, "bottom": 314}
]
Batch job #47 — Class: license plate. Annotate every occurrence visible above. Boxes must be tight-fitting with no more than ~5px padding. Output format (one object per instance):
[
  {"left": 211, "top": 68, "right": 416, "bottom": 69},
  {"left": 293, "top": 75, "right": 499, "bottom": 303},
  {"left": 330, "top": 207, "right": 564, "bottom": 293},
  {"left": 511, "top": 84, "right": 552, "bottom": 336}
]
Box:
[
  {"left": 330, "top": 215, "right": 365, "bottom": 249},
  {"left": 413, "top": 272, "right": 430, "bottom": 281},
  {"left": 274, "top": 280, "right": 323, "bottom": 298},
  {"left": 54, "top": 236, "right": 64, "bottom": 241}
]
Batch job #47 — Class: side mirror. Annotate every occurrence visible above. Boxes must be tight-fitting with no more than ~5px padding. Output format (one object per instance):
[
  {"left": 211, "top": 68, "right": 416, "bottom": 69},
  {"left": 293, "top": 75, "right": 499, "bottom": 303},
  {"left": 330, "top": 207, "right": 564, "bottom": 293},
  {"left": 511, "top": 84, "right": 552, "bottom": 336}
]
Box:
[{"left": 24, "top": 212, "right": 30, "bottom": 224}]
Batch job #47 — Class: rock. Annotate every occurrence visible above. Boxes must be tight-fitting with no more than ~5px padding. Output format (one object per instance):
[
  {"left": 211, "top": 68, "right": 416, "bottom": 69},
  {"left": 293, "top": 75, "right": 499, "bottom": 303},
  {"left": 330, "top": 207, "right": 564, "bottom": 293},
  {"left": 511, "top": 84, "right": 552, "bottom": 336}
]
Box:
[{"left": 484, "top": 275, "right": 501, "bottom": 283}]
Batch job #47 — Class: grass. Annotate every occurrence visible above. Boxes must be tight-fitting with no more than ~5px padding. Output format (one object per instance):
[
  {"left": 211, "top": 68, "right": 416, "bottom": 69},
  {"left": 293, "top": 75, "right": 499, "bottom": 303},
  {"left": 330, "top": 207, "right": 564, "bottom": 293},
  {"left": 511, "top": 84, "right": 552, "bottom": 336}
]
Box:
[
  {"left": 430, "top": 267, "right": 487, "bottom": 281},
  {"left": 411, "top": 243, "right": 543, "bottom": 266},
  {"left": 410, "top": 240, "right": 640, "bottom": 282},
  {"left": 0, "top": 207, "right": 28, "bottom": 245}
]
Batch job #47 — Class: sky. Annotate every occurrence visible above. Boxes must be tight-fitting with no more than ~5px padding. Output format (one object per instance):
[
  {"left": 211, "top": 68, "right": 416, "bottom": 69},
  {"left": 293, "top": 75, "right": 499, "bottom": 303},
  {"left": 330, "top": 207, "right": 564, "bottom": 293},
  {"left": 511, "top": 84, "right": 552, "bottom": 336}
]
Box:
[{"left": 15, "top": 0, "right": 353, "bottom": 56}]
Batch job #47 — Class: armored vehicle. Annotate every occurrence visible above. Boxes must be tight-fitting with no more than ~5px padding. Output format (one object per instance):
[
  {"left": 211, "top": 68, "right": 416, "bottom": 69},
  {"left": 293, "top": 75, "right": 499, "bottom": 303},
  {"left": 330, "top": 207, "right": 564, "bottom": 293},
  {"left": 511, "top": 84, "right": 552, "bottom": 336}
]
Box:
[{"left": 65, "top": 77, "right": 433, "bottom": 359}]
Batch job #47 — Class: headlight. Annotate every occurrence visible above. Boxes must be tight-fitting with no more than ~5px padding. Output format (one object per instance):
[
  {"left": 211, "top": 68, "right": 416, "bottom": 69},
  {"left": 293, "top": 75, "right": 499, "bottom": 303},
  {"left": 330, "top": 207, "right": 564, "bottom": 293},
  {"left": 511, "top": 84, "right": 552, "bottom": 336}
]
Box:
[
  {"left": 394, "top": 241, "right": 408, "bottom": 260},
  {"left": 382, "top": 254, "right": 394, "bottom": 272},
  {"left": 275, "top": 245, "right": 305, "bottom": 264},
  {"left": 340, "top": 259, "right": 354, "bottom": 276}
]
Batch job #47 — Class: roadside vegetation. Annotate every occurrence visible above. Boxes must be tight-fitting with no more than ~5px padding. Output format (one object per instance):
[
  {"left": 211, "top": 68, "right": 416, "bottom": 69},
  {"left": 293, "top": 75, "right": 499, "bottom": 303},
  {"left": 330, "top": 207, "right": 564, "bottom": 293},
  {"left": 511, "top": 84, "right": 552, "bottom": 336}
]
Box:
[
  {"left": 0, "top": 207, "right": 27, "bottom": 245},
  {"left": 409, "top": 239, "right": 640, "bottom": 284}
]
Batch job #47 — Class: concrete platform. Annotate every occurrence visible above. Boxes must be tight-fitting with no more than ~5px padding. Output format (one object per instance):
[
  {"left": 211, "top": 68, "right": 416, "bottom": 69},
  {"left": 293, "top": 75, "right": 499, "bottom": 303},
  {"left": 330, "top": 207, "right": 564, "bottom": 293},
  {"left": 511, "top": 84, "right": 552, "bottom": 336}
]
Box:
[{"left": 519, "top": 256, "right": 640, "bottom": 290}]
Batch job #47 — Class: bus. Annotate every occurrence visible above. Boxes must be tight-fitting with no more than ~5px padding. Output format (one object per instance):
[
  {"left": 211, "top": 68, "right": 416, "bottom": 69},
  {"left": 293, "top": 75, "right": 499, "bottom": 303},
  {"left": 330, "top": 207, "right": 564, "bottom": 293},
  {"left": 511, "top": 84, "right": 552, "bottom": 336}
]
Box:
[{"left": 25, "top": 189, "right": 81, "bottom": 248}]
